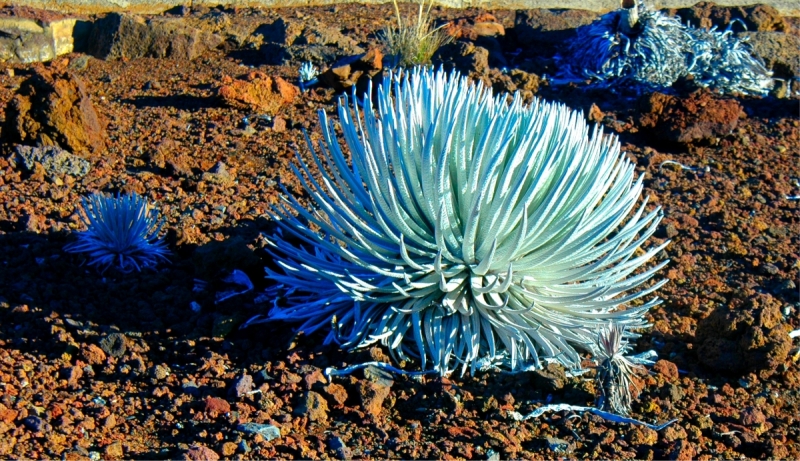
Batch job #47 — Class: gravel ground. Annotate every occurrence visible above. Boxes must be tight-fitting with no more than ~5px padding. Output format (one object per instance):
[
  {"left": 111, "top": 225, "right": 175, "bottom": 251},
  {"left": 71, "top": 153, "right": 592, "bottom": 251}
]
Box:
[{"left": 0, "top": 2, "right": 799, "bottom": 460}]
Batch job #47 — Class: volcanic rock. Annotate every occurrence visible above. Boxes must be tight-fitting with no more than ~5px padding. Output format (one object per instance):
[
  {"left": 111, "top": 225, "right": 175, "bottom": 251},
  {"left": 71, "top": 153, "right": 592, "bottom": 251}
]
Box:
[
  {"left": 319, "top": 47, "right": 383, "bottom": 93},
  {"left": 295, "top": 391, "right": 329, "bottom": 422},
  {"left": 11, "top": 145, "right": 91, "bottom": 178},
  {"left": 3, "top": 65, "right": 106, "bottom": 156},
  {"left": 433, "top": 41, "right": 490, "bottom": 76},
  {"left": 513, "top": 9, "right": 599, "bottom": 47},
  {"left": 738, "top": 31, "right": 800, "bottom": 79},
  {"left": 0, "top": 15, "right": 80, "bottom": 64},
  {"left": 638, "top": 90, "right": 742, "bottom": 144},
  {"left": 694, "top": 292, "right": 792, "bottom": 377},
  {"left": 88, "top": 13, "right": 223, "bottom": 61},
  {"left": 217, "top": 71, "right": 298, "bottom": 114}
]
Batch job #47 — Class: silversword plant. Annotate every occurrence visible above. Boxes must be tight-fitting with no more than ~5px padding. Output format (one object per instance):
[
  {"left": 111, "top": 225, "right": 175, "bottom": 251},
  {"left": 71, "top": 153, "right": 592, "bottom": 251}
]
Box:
[
  {"left": 261, "top": 67, "right": 668, "bottom": 375},
  {"left": 65, "top": 192, "right": 169, "bottom": 273},
  {"left": 557, "top": 0, "right": 773, "bottom": 95},
  {"left": 298, "top": 61, "right": 320, "bottom": 91},
  {"left": 594, "top": 322, "right": 645, "bottom": 415}
]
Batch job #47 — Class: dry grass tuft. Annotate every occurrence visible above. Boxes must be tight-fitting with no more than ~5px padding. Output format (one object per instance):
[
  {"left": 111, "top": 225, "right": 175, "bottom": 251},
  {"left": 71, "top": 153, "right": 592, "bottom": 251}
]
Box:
[{"left": 379, "top": 0, "right": 452, "bottom": 67}]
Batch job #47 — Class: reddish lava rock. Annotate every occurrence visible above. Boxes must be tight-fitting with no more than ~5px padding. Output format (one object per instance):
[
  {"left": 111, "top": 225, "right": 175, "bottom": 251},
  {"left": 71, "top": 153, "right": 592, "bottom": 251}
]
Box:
[
  {"left": 357, "top": 380, "right": 391, "bottom": 419},
  {"left": 653, "top": 359, "right": 680, "bottom": 383},
  {"left": 217, "top": 71, "right": 299, "bottom": 114},
  {"left": 445, "top": 13, "right": 505, "bottom": 40},
  {"left": 3, "top": 62, "right": 107, "bottom": 156},
  {"left": 694, "top": 293, "right": 793, "bottom": 377},
  {"left": 80, "top": 343, "right": 107, "bottom": 365},
  {"left": 638, "top": 89, "right": 743, "bottom": 144},
  {"left": 204, "top": 396, "right": 231, "bottom": 417},
  {"left": 665, "top": 439, "right": 697, "bottom": 461},
  {"left": 740, "top": 406, "right": 766, "bottom": 426},
  {"left": 183, "top": 445, "right": 220, "bottom": 461},
  {"left": 324, "top": 383, "right": 348, "bottom": 406}
]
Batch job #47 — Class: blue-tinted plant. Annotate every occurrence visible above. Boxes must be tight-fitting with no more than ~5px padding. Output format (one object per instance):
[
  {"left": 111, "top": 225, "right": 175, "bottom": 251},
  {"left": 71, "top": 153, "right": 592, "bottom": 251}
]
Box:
[
  {"left": 298, "top": 61, "right": 320, "bottom": 91},
  {"left": 594, "top": 323, "right": 644, "bottom": 415},
  {"left": 259, "top": 67, "right": 668, "bottom": 375},
  {"left": 557, "top": 0, "right": 773, "bottom": 96},
  {"left": 64, "top": 192, "right": 169, "bottom": 273}
]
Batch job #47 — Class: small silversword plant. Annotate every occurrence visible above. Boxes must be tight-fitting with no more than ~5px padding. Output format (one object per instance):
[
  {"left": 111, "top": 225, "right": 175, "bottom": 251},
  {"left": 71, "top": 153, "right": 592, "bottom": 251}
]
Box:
[
  {"left": 65, "top": 192, "right": 169, "bottom": 273},
  {"left": 298, "top": 61, "right": 320, "bottom": 91},
  {"left": 595, "top": 323, "right": 645, "bottom": 415},
  {"left": 261, "top": 67, "right": 668, "bottom": 375}
]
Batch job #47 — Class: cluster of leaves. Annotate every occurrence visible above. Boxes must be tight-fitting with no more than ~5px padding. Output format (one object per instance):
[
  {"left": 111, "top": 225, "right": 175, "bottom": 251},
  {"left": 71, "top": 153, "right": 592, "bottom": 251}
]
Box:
[{"left": 260, "top": 67, "right": 668, "bottom": 376}]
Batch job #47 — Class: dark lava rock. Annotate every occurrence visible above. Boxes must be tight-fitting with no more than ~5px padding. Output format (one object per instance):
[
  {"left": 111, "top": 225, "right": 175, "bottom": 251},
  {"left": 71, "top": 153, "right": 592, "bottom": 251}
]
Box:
[
  {"left": 11, "top": 145, "right": 91, "bottom": 178},
  {"left": 88, "top": 13, "right": 223, "bottom": 61},
  {"left": 638, "top": 90, "right": 742, "bottom": 144},
  {"left": 99, "top": 332, "right": 127, "bottom": 358},
  {"left": 328, "top": 435, "right": 352, "bottom": 460},
  {"left": 22, "top": 415, "right": 50, "bottom": 433},
  {"left": 3, "top": 65, "right": 106, "bottom": 156},
  {"left": 294, "top": 391, "right": 329, "bottom": 422},
  {"left": 738, "top": 32, "right": 800, "bottom": 79},
  {"left": 182, "top": 381, "right": 200, "bottom": 396},
  {"left": 512, "top": 9, "right": 599, "bottom": 48},
  {"left": 433, "top": 41, "right": 490, "bottom": 76},
  {"left": 253, "top": 17, "right": 363, "bottom": 65},
  {"left": 237, "top": 422, "right": 281, "bottom": 441},
  {"left": 694, "top": 292, "right": 792, "bottom": 377},
  {"left": 530, "top": 362, "right": 566, "bottom": 391},
  {"left": 319, "top": 47, "right": 383, "bottom": 93}
]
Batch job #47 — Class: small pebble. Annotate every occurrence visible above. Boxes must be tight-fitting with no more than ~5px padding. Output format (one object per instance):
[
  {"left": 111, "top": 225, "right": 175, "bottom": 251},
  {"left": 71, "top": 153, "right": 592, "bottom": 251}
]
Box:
[
  {"left": 230, "top": 373, "right": 254, "bottom": 398},
  {"left": 236, "top": 422, "right": 280, "bottom": 441}
]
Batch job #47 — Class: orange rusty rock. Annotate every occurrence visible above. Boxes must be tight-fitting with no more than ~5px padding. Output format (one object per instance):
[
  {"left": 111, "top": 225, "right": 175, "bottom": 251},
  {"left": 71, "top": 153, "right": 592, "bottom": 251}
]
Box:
[
  {"left": 3, "top": 65, "right": 107, "bottom": 156},
  {"left": 217, "top": 73, "right": 298, "bottom": 115},
  {"left": 204, "top": 396, "right": 231, "bottom": 417}
]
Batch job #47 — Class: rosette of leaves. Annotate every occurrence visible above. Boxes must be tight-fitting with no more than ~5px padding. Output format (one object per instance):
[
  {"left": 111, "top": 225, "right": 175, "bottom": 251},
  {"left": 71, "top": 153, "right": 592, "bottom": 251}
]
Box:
[
  {"left": 261, "top": 67, "right": 668, "bottom": 375},
  {"left": 64, "top": 192, "right": 169, "bottom": 273}
]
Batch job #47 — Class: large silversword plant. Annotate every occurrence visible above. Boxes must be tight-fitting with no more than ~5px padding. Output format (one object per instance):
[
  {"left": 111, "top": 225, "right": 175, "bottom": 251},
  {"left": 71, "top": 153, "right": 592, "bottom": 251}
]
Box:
[{"left": 262, "top": 67, "right": 669, "bottom": 375}]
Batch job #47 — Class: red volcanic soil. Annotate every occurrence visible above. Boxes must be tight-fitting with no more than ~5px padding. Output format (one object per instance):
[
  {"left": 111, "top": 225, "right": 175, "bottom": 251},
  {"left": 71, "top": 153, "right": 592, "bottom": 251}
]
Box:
[{"left": 0, "top": 2, "right": 798, "bottom": 459}]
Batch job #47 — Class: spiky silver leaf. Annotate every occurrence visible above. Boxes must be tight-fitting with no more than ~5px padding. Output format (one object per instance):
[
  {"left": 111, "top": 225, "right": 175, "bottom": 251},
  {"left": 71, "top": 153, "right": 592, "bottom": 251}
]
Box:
[
  {"left": 262, "top": 67, "right": 668, "bottom": 375},
  {"left": 64, "top": 192, "right": 169, "bottom": 273}
]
